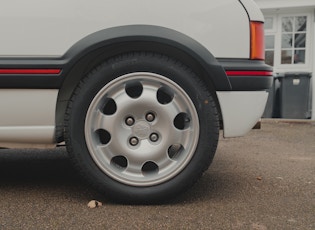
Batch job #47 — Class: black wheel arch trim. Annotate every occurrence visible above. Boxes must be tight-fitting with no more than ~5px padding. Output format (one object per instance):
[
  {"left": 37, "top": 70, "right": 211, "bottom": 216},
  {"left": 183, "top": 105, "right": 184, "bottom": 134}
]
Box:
[
  {"left": 62, "top": 25, "right": 232, "bottom": 89},
  {"left": 0, "top": 25, "right": 231, "bottom": 91},
  {"left": 55, "top": 25, "right": 232, "bottom": 141},
  {"left": 56, "top": 25, "right": 232, "bottom": 102}
]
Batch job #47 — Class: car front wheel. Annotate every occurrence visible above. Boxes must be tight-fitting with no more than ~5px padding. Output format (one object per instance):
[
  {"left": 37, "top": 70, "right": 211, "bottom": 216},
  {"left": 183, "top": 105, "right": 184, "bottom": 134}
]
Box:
[{"left": 65, "top": 52, "right": 219, "bottom": 203}]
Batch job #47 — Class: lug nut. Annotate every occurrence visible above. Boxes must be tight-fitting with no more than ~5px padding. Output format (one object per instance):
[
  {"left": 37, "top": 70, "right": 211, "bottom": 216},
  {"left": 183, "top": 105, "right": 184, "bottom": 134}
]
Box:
[
  {"left": 129, "top": 137, "right": 139, "bottom": 146},
  {"left": 150, "top": 133, "right": 159, "bottom": 142},
  {"left": 125, "top": 117, "right": 135, "bottom": 126},
  {"left": 146, "top": 113, "right": 155, "bottom": 122}
]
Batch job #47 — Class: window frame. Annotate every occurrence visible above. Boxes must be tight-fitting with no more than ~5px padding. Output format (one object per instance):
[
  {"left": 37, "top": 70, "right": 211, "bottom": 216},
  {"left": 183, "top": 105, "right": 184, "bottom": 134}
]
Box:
[
  {"left": 264, "top": 15, "right": 277, "bottom": 33},
  {"left": 263, "top": 12, "right": 313, "bottom": 72},
  {"left": 279, "top": 14, "right": 309, "bottom": 67}
]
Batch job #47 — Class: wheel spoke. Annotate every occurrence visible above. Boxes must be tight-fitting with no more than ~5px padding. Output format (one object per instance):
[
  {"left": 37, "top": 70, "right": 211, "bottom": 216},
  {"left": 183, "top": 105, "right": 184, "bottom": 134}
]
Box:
[
  {"left": 124, "top": 158, "right": 145, "bottom": 176},
  {"left": 96, "top": 145, "right": 116, "bottom": 165},
  {"left": 168, "top": 127, "right": 194, "bottom": 147},
  {"left": 154, "top": 156, "right": 175, "bottom": 173},
  {"left": 137, "top": 83, "right": 162, "bottom": 108},
  {"left": 92, "top": 110, "right": 117, "bottom": 131}
]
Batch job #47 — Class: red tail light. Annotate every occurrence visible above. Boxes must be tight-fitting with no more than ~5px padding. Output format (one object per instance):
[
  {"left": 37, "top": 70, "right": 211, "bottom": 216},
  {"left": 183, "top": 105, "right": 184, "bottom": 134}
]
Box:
[{"left": 250, "top": 21, "right": 265, "bottom": 60}]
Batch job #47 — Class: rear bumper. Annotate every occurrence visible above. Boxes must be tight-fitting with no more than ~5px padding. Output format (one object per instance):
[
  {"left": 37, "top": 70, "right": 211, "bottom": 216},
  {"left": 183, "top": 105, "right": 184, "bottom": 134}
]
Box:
[
  {"left": 218, "top": 59, "right": 273, "bottom": 91},
  {"left": 216, "top": 59, "right": 272, "bottom": 137},
  {"left": 217, "top": 91, "right": 268, "bottom": 138}
]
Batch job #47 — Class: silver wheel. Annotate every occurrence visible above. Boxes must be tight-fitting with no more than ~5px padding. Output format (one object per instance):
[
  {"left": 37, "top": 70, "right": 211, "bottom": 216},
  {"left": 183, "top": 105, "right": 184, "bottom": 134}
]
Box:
[
  {"left": 66, "top": 53, "right": 219, "bottom": 202},
  {"left": 84, "top": 72, "right": 200, "bottom": 186}
]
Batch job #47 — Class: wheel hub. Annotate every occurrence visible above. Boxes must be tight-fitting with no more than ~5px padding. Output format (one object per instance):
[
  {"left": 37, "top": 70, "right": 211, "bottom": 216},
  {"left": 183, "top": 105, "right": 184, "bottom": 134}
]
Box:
[{"left": 132, "top": 120, "right": 151, "bottom": 139}]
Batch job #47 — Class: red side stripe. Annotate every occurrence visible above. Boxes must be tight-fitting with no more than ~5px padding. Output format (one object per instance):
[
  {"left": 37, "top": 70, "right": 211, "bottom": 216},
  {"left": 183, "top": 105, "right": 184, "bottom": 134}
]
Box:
[
  {"left": 0, "top": 69, "right": 61, "bottom": 74},
  {"left": 226, "top": 71, "right": 273, "bottom": 76}
]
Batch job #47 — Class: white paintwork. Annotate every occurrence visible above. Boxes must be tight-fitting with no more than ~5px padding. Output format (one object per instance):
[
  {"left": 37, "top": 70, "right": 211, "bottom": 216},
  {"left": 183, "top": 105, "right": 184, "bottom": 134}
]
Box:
[
  {"left": 0, "top": 1, "right": 269, "bottom": 146},
  {"left": 240, "top": 0, "right": 265, "bottom": 21},
  {"left": 0, "top": 0, "right": 250, "bottom": 59},
  {"left": 0, "top": 126, "right": 55, "bottom": 145},
  {"left": 217, "top": 91, "right": 268, "bottom": 137},
  {"left": 0, "top": 89, "right": 58, "bottom": 145}
]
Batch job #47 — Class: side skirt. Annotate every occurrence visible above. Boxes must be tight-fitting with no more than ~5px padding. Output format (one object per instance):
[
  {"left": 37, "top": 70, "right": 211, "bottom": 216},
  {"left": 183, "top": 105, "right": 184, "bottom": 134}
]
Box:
[{"left": 0, "top": 89, "right": 58, "bottom": 148}]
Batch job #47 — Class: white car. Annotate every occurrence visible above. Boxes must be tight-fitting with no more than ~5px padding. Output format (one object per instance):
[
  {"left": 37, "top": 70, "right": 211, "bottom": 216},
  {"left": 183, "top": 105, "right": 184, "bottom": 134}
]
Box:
[{"left": 0, "top": 0, "right": 272, "bottom": 202}]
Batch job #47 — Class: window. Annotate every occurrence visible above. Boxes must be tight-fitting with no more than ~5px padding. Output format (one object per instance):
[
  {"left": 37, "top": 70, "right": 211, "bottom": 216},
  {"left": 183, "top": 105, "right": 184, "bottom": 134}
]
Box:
[
  {"left": 281, "top": 16, "right": 307, "bottom": 64},
  {"left": 264, "top": 16, "right": 276, "bottom": 66},
  {"left": 263, "top": 13, "right": 312, "bottom": 71},
  {"left": 265, "top": 35, "right": 275, "bottom": 66}
]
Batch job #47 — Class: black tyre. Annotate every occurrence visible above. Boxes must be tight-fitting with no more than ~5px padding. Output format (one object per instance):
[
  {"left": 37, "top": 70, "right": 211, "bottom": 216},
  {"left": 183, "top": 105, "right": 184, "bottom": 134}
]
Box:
[{"left": 65, "top": 52, "right": 219, "bottom": 203}]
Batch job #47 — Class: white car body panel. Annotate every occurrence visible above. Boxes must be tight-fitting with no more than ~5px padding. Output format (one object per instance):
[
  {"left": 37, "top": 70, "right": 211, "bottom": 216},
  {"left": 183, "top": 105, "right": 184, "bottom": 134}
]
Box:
[
  {"left": 0, "top": 126, "right": 55, "bottom": 148},
  {"left": 217, "top": 91, "right": 268, "bottom": 137},
  {"left": 239, "top": 0, "right": 265, "bottom": 21},
  {"left": 0, "top": 0, "right": 270, "bottom": 147},
  {"left": 0, "top": 89, "right": 57, "bottom": 147},
  {"left": 0, "top": 0, "right": 249, "bottom": 58}
]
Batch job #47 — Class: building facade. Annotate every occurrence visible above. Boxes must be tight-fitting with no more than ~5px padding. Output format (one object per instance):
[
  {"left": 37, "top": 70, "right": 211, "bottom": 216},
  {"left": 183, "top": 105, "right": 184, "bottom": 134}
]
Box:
[{"left": 255, "top": 0, "right": 315, "bottom": 119}]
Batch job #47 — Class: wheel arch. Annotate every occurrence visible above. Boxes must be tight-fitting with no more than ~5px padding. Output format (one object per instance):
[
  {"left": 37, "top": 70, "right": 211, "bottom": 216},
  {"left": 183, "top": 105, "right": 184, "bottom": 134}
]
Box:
[{"left": 56, "top": 25, "right": 230, "bottom": 142}]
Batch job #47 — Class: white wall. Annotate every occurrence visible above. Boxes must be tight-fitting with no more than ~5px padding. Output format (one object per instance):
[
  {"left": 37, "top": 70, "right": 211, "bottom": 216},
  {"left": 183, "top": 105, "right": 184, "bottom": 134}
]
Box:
[{"left": 255, "top": 0, "right": 315, "bottom": 9}]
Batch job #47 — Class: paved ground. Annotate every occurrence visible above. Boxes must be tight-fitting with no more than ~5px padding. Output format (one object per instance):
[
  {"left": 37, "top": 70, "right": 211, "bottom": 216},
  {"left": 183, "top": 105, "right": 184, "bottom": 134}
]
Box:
[{"left": 0, "top": 120, "right": 314, "bottom": 229}]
